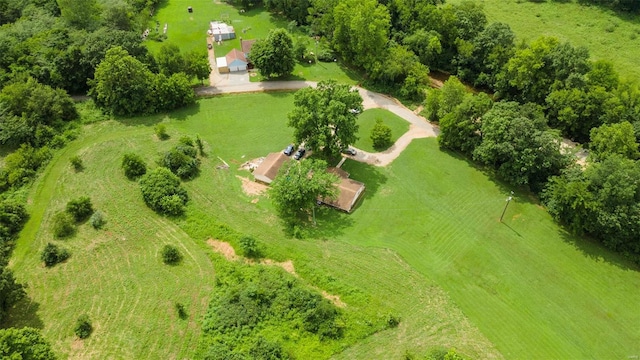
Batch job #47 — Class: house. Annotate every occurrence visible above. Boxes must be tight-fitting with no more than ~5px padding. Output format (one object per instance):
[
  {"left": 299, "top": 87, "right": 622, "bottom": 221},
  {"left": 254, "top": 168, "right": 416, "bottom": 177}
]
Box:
[
  {"left": 320, "top": 167, "right": 365, "bottom": 213},
  {"left": 225, "top": 48, "right": 248, "bottom": 72},
  {"left": 209, "top": 21, "right": 235, "bottom": 42},
  {"left": 252, "top": 152, "right": 288, "bottom": 184}
]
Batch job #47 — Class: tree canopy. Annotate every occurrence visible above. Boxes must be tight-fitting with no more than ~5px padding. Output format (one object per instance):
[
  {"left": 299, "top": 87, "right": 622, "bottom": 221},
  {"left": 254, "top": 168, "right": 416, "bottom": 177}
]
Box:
[
  {"left": 288, "top": 80, "right": 363, "bottom": 159},
  {"left": 250, "top": 28, "right": 295, "bottom": 78}
]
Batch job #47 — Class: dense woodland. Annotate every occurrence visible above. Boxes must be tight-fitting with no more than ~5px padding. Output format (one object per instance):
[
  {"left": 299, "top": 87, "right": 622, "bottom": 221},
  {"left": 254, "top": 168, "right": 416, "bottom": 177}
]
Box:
[{"left": 0, "top": 0, "right": 639, "bottom": 357}]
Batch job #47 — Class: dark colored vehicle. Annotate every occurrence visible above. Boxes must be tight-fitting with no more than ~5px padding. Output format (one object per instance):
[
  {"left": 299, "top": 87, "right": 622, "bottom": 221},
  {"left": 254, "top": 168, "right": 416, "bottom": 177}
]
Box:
[
  {"left": 207, "top": 43, "right": 213, "bottom": 50},
  {"left": 293, "top": 148, "right": 306, "bottom": 160},
  {"left": 342, "top": 147, "right": 357, "bottom": 156},
  {"left": 284, "top": 144, "right": 295, "bottom": 156}
]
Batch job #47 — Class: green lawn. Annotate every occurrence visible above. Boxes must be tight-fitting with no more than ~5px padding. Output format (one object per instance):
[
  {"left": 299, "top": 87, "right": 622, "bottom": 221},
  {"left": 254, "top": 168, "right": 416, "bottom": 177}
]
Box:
[
  {"left": 449, "top": 0, "right": 640, "bottom": 80},
  {"left": 8, "top": 93, "right": 640, "bottom": 359},
  {"left": 354, "top": 109, "right": 411, "bottom": 152}
]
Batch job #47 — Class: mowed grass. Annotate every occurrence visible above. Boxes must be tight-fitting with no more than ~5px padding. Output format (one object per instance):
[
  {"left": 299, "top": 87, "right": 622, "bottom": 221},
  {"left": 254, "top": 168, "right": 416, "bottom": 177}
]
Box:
[
  {"left": 354, "top": 109, "right": 410, "bottom": 152},
  {"left": 449, "top": 0, "right": 640, "bottom": 80},
  {"left": 337, "top": 140, "right": 640, "bottom": 359},
  {"left": 9, "top": 93, "right": 640, "bottom": 358}
]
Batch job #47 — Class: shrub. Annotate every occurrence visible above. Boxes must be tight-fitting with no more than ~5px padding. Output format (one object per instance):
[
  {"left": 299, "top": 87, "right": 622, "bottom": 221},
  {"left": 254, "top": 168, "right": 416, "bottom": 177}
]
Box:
[
  {"left": 121, "top": 153, "right": 147, "bottom": 180},
  {"left": 175, "top": 302, "right": 187, "bottom": 319},
  {"left": 385, "top": 313, "right": 401, "bottom": 328},
  {"left": 139, "top": 168, "right": 188, "bottom": 215},
  {"left": 239, "top": 235, "right": 261, "bottom": 258},
  {"left": 158, "top": 142, "right": 200, "bottom": 180},
  {"left": 195, "top": 134, "right": 204, "bottom": 156},
  {"left": 74, "top": 314, "right": 92, "bottom": 339},
  {"left": 66, "top": 197, "right": 94, "bottom": 222},
  {"left": 155, "top": 124, "right": 169, "bottom": 140},
  {"left": 0, "top": 199, "right": 29, "bottom": 236},
  {"left": 70, "top": 155, "right": 83, "bottom": 171},
  {"left": 52, "top": 211, "right": 76, "bottom": 238},
  {"left": 41, "top": 243, "right": 70, "bottom": 267},
  {"left": 370, "top": 119, "right": 392, "bottom": 149},
  {"left": 162, "top": 244, "right": 182, "bottom": 265},
  {"left": 89, "top": 211, "right": 106, "bottom": 229}
]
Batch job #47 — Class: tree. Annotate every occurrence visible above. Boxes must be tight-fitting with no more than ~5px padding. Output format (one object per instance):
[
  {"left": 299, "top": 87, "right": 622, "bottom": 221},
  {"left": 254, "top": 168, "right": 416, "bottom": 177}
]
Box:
[
  {"left": 157, "top": 44, "right": 185, "bottom": 76},
  {"left": 74, "top": 314, "right": 92, "bottom": 339},
  {"left": 0, "top": 199, "right": 28, "bottom": 236},
  {"left": 333, "top": 0, "right": 391, "bottom": 72},
  {"left": 51, "top": 211, "right": 76, "bottom": 238},
  {"left": 161, "top": 244, "right": 182, "bottom": 265},
  {"left": 288, "top": 80, "right": 363, "bottom": 159},
  {"left": 152, "top": 73, "right": 196, "bottom": 111},
  {"left": 438, "top": 92, "right": 493, "bottom": 155},
  {"left": 66, "top": 196, "right": 94, "bottom": 222},
  {"left": 158, "top": 141, "right": 200, "bottom": 180},
  {"left": 0, "top": 265, "right": 25, "bottom": 323},
  {"left": 250, "top": 28, "right": 295, "bottom": 78},
  {"left": 239, "top": 235, "right": 261, "bottom": 258},
  {"left": 0, "top": 327, "right": 56, "bottom": 360},
  {"left": 139, "top": 167, "right": 189, "bottom": 216},
  {"left": 57, "top": 0, "right": 100, "bottom": 30},
  {"left": 184, "top": 50, "right": 211, "bottom": 83},
  {"left": 589, "top": 122, "right": 639, "bottom": 162},
  {"left": 473, "top": 101, "right": 571, "bottom": 191},
  {"left": 121, "top": 152, "right": 147, "bottom": 180},
  {"left": 89, "top": 46, "right": 155, "bottom": 116},
  {"left": 41, "top": 242, "right": 70, "bottom": 267},
  {"left": 269, "top": 159, "right": 338, "bottom": 225},
  {"left": 370, "top": 119, "right": 392, "bottom": 149}
]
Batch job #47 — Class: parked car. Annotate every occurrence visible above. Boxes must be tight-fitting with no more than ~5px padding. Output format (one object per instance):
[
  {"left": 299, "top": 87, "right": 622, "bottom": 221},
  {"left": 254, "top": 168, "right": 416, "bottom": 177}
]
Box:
[
  {"left": 293, "top": 148, "right": 306, "bottom": 160},
  {"left": 207, "top": 43, "right": 213, "bottom": 50},
  {"left": 342, "top": 147, "right": 357, "bottom": 156},
  {"left": 284, "top": 144, "right": 295, "bottom": 156}
]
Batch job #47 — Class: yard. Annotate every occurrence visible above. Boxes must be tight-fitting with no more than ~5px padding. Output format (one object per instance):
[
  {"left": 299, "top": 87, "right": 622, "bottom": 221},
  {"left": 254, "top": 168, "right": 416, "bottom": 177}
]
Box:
[{"left": 7, "top": 93, "right": 640, "bottom": 358}]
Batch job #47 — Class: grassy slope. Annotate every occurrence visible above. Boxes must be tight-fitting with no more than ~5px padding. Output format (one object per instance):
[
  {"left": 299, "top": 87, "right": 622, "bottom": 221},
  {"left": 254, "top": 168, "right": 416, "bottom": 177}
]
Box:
[
  {"left": 448, "top": 0, "right": 640, "bottom": 80},
  {"left": 354, "top": 109, "right": 411, "bottom": 152},
  {"left": 8, "top": 93, "right": 640, "bottom": 358}
]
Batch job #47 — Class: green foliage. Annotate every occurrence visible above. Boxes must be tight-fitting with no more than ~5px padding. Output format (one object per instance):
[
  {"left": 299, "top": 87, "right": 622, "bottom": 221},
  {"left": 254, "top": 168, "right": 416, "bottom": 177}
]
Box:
[
  {"left": 51, "top": 211, "right": 76, "bottom": 238},
  {"left": 200, "top": 265, "right": 342, "bottom": 358},
  {"left": 158, "top": 140, "right": 201, "bottom": 180},
  {"left": 162, "top": 244, "right": 182, "bottom": 265},
  {"left": 250, "top": 28, "right": 296, "bottom": 78},
  {"left": 2, "top": 144, "right": 51, "bottom": 188},
  {"left": 41, "top": 243, "right": 70, "bottom": 267},
  {"left": 184, "top": 50, "right": 211, "bottom": 83},
  {"left": 155, "top": 124, "right": 169, "bottom": 140},
  {"left": 157, "top": 44, "right": 185, "bottom": 76},
  {"left": 89, "top": 211, "right": 106, "bottom": 229},
  {"left": 139, "top": 167, "right": 188, "bottom": 216},
  {"left": 370, "top": 119, "right": 392, "bottom": 149},
  {"left": 0, "top": 266, "right": 26, "bottom": 324},
  {"left": 269, "top": 159, "right": 339, "bottom": 226},
  {"left": 195, "top": 134, "right": 205, "bottom": 156},
  {"left": 0, "top": 199, "right": 28, "bottom": 236},
  {"left": 288, "top": 80, "right": 363, "bottom": 159},
  {"left": 385, "top": 313, "right": 401, "bottom": 328},
  {"left": 65, "top": 196, "right": 94, "bottom": 222},
  {"left": 0, "top": 327, "right": 56, "bottom": 360},
  {"left": 589, "top": 122, "right": 639, "bottom": 162},
  {"left": 69, "top": 156, "right": 83, "bottom": 171},
  {"left": 438, "top": 92, "right": 493, "bottom": 155},
  {"left": 121, "top": 152, "right": 147, "bottom": 180},
  {"left": 239, "top": 236, "right": 261, "bottom": 258},
  {"left": 175, "top": 302, "right": 187, "bottom": 320},
  {"left": 74, "top": 314, "right": 93, "bottom": 339}
]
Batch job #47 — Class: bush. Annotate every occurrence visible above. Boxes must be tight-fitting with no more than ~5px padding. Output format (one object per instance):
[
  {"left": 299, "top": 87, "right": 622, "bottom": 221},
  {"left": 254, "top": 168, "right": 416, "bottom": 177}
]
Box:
[
  {"left": 70, "top": 155, "right": 83, "bottom": 171},
  {"left": 161, "top": 244, "right": 182, "bottom": 265},
  {"left": 195, "top": 134, "right": 205, "bottom": 156},
  {"left": 385, "top": 313, "right": 401, "bottom": 328},
  {"left": 239, "top": 236, "right": 261, "bottom": 258},
  {"left": 52, "top": 211, "right": 76, "bottom": 238},
  {"left": 66, "top": 197, "right": 94, "bottom": 222},
  {"left": 175, "top": 302, "right": 187, "bottom": 319},
  {"left": 139, "top": 168, "right": 188, "bottom": 215},
  {"left": 158, "top": 142, "right": 200, "bottom": 180},
  {"left": 41, "top": 243, "right": 70, "bottom": 267},
  {"left": 370, "top": 119, "right": 392, "bottom": 149},
  {"left": 89, "top": 211, "right": 106, "bottom": 229},
  {"left": 121, "top": 153, "right": 147, "bottom": 180},
  {"left": 74, "top": 314, "right": 92, "bottom": 339},
  {"left": 155, "top": 124, "right": 169, "bottom": 140},
  {"left": 0, "top": 199, "right": 29, "bottom": 236}
]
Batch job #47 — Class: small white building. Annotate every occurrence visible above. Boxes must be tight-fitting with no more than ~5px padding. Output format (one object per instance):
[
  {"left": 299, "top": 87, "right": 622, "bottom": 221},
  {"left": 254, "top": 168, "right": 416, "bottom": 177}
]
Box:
[
  {"left": 209, "top": 21, "right": 236, "bottom": 42},
  {"left": 216, "top": 56, "right": 229, "bottom": 73}
]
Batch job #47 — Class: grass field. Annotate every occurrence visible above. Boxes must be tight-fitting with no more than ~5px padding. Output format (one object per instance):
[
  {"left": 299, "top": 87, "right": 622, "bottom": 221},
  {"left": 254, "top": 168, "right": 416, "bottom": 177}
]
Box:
[
  {"left": 148, "top": 0, "right": 361, "bottom": 84},
  {"left": 354, "top": 109, "right": 411, "bottom": 152},
  {"left": 449, "top": 0, "right": 640, "bottom": 80},
  {"left": 8, "top": 93, "right": 640, "bottom": 358}
]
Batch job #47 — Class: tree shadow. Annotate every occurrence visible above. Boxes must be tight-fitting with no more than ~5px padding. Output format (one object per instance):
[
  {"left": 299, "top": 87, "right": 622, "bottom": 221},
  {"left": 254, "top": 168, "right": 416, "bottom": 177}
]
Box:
[
  {"left": 114, "top": 102, "right": 201, "bottom": 127},
  {"left": 339, "top": 160, "right": 388, "bottom": 208},
  {"left": 1, "top": 297, "right": 45, "bottom": 330},
  {"left": 557, "top": 227, "right": 639, "bottom": 272}
]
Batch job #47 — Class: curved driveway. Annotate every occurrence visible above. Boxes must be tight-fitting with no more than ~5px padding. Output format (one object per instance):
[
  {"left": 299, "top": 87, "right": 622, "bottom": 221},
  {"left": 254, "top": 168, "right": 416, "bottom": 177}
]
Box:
[{"left": 196, "top": 81, "right": 439, "bottom": 167}]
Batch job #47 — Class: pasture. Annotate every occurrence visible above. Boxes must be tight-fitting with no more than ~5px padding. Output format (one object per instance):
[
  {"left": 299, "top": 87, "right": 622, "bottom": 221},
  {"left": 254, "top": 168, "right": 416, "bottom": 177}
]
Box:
[
  {"left": 7, "top": 92, "right": 640, "bottom": 359},
  {"left": 449, "top": 0, "right": 640, "bottom": 80}
]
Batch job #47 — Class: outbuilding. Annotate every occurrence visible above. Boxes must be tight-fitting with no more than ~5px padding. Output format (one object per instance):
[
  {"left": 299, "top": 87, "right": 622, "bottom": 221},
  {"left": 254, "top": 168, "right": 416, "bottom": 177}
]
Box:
[
  {"left": 225, "top": 49, "right": 248, "bottom": 72},
  {"left": 216, "top": 56, "right": 229, "bottom": 73},
  {"left": 210, "top": 21, "right": 236, "bottom": 42},
  {"left": 252, "top": 152, "right": 288, "bottom": 184}
]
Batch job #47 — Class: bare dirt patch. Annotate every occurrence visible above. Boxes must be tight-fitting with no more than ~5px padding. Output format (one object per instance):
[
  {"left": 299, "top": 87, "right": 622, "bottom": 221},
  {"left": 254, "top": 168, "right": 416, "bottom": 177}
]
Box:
[
  {"left": 239, "top": 157, "right": 264, "bottom": 171},
  {"left": 261, "top": 259, "right": 297, "bottom": 276},
  {"left": 236, "top": 175, "right": 268, "bottom": 196},
  {"left": 206, "top": 239, "right": 238, "bottom": 261}
]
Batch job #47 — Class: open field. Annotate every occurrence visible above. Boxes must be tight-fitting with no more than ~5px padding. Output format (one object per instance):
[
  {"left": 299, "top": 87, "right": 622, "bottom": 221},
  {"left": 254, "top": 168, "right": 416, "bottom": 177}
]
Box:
[
  {"left": 148, "top": 0, "right": 360, "bottom": 84},
  {"left": 449, "top": 0, "right": 640, "bottom": 80},
  {"left": 7, "top": 92, "right": 640, "bottom": 358},
  {"left": 354, "top": 109, "right": 411, "bottom": 152}
]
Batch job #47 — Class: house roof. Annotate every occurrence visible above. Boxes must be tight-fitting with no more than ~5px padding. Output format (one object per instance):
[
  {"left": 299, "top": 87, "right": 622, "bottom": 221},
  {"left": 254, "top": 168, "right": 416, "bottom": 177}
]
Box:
[
  {"left": 225, "top": 48, "right": 247, "bottom": 65},
  {"left": 241, "top": 39, "right": 257, "bottom": 55},
  {"left": 253, "top": 152, "right": 288, "bottom": 184},
  {"left": 210, "top": 21, "right": 234, "bottom": 35},
  {"left": 321, "top": 167, "right": 365, "bottom": 213}
]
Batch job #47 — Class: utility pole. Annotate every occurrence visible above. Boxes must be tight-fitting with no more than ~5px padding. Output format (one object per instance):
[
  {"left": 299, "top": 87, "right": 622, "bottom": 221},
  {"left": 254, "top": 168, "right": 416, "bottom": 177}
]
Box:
[{"left": 500, "top": 191, "right": 514, "bottom": 222}]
